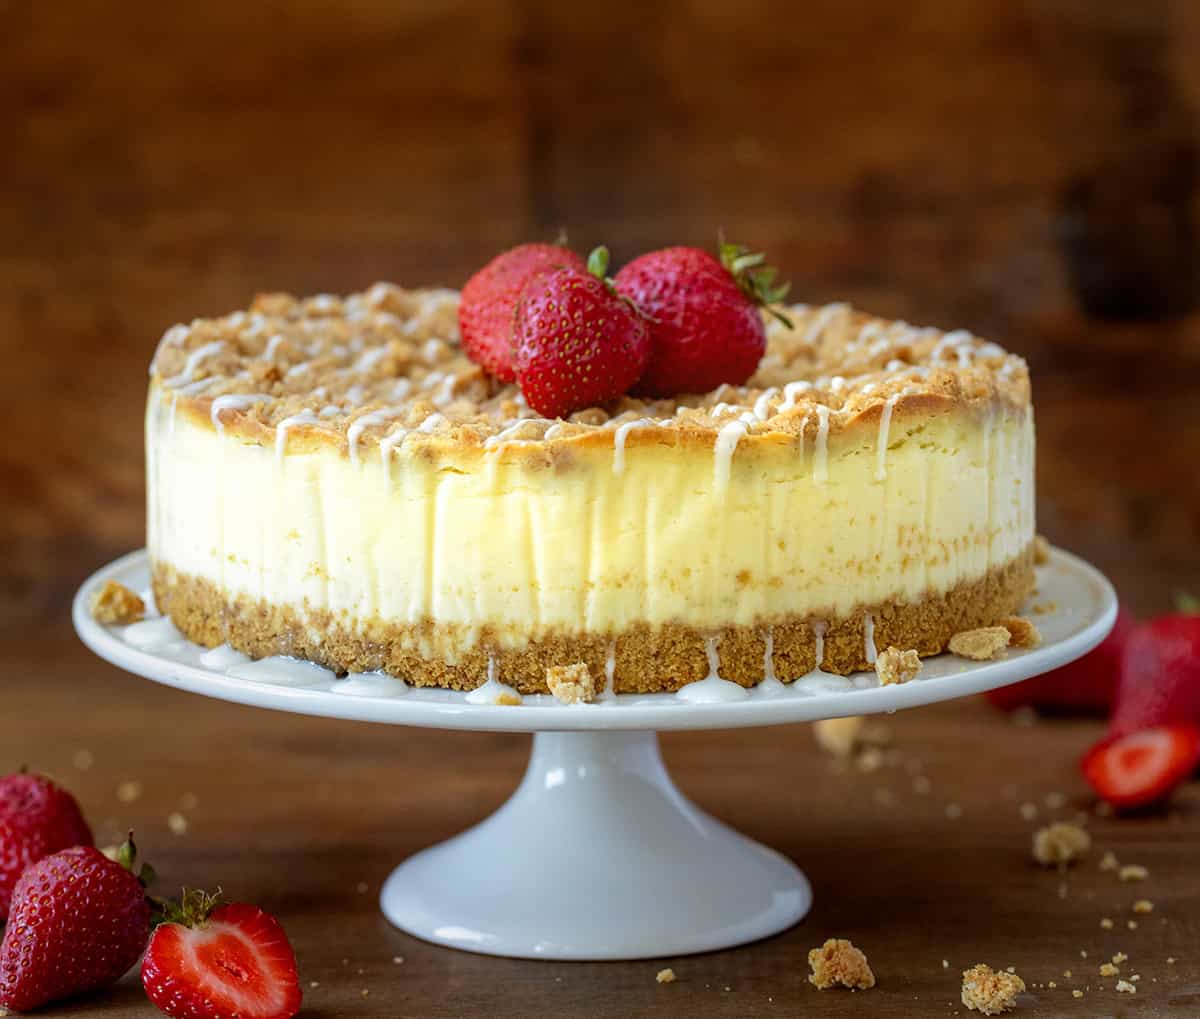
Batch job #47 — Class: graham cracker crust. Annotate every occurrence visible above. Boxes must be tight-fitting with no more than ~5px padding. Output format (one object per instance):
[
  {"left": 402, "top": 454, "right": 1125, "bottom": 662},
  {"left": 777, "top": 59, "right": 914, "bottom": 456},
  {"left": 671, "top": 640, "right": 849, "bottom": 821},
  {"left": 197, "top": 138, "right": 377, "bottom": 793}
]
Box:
[{"left": 151, "top": 548, "right": 1034, "bottom": 694}]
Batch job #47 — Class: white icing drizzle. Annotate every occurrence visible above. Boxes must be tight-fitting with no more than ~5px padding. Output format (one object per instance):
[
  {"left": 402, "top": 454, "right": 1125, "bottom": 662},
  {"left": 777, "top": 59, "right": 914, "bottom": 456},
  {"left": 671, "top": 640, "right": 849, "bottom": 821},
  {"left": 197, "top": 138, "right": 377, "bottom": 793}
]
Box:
[
  {"left": 613, "top": 418, "right": 652, "bottom": 474},
  {"left": 801, "top": 302, "right": 848, "bottom": 346},
  {"left": 601, "top": 641, "right": 617, "bottom": 701},
  {"left": 779, "top": 380, "right": 813, "bottom": 412},
  {"left": 391, "top": 377, "right": 414, "bottom": 400},
  {"left": 484, "top": 418, "right": 550, "bottom": 448},
  {"left": 263, "top": 333, "right": 287, "bottom": 361},
  {"left": 713, "top": 415, "right": 754, "bottom": 489},
  {"left": 812, "top": 620, "right": 827, "bottom": 671},
  {"left": 347, "top": 407, "right": 407, "bottom": 464},
  {"left": 432, "top": 373, "right": 458, "bottom": 406},
  {"left": 676, "top": 638, "right": 750, "bottom": 703},
  {"left": 464, "top": 654, "right": 522, "bottom": 705},
  {"left": 210, "top": 394, "right": 269, "bottom": 435},
  {"left": 379, "top": 427, "right": 410, "bottom": 485},
  {"left": 285, "top": 362, "right": 310, "bottom": 379},
  {"left": 752, "top": 387, "right": 779, "bottom": 421},
  {"left": 418, "top": 412, "right": 446, "bottom": 433},
  {"left": 863, "top": 612, "right": 877, "bottom": 664},
  {"left": 166, "top": 340, "right": 225, "bottom": 386},
  {"left": 875, "top": 393, "right": 900, "bottom": 480},
  {"left": 813, "top": 405, "right": 831, "bottom": 483},
  {"left": 352, "top": 345, "right": 389, "bottom": 374},
  {"left": 198, "top": 644, "right": 250, "bottom": 670},
  {"left": 274, "top": 410, "right": 319, "bottom": 468},
  {"left": 755, "top": 628, "right": 787, "bottom": 696},
  {"left": 336, "top": 673, "right": 408, "bottom": 698}
]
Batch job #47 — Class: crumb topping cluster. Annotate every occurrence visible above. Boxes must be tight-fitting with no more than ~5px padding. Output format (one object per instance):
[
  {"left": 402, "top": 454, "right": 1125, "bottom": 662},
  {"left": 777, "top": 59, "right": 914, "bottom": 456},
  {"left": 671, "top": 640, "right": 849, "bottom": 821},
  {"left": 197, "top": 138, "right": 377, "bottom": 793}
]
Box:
[{"left": 149, "top": 284, "right": 1031, "bottom": 452}]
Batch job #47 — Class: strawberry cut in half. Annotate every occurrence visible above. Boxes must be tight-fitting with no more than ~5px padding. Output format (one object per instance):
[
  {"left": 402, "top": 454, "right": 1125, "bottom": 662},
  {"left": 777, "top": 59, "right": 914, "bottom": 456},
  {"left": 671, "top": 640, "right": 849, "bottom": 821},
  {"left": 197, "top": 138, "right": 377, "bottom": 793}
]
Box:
[
  {"left": 1081, "top": 723, "right": 1200, "bottom": 810},
  {"left": 143, "top": 891, "right": 302, "bottom": 1019}
]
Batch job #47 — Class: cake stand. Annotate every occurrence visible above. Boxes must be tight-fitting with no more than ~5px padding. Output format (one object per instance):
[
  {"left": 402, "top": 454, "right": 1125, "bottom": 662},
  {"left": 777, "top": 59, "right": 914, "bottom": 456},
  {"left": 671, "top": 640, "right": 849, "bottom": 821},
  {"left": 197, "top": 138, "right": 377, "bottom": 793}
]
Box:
[{"left": 73, "top": 547, "right": 1116, "bottom": 960}]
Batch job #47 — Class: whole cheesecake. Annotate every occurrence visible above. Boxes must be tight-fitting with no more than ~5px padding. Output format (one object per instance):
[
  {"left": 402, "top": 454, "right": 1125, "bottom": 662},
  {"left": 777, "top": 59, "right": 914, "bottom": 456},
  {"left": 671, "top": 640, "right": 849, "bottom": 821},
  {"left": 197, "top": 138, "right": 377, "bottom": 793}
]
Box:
[{"left": 146, "top": 284, "right": 1035, "bottom": 693}]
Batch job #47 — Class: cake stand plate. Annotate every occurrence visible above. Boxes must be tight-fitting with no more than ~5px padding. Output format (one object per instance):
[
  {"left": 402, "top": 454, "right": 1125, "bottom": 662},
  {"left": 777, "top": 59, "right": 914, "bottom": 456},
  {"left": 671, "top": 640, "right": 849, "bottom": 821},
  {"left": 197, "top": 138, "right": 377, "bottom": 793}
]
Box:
[{"left": 73, "top": 548, "right": 1116, "bottom": 960}]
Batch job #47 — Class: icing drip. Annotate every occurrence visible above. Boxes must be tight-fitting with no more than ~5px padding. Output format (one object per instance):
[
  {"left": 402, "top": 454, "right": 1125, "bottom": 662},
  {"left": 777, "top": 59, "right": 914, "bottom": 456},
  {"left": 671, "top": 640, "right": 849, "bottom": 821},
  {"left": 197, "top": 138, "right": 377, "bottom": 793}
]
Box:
[
  {"left": 226, "top": 657, "right": 331, "bottom": 688},
  {"left": 779, "top": 380, "right": 813, "bottom": 412},
  {"left": 752, "top": 387, "right": 779, "bottom": 421},
  {"left": 335, "top": 673, "right": 408, "bottom": 698},
  {"left": 801, "top": 302, "right": 848, "bottom": 346},
  {"left": 676, "top": 637, "right": 750, "bottom": 703},
  {"left": 812, "top": 621, "right": 827, "bottom": 671},
  {"left": 864, "top": 612, "right": 877, "bottom": 664},
  {"left": 274, "top": 410, "right": 318, "bottom": 468},
  {"left": 352, "top": 345, "right": 389, "bottom": 374},
  {"left": 210, "top": 394, "right": 269, "bottom": 435},
  {"left": 464, "top": 653, "right": 522, "bottom": 705},
  {"left": 379, "top": 428, "right": 410, "bottom": 486},
  {"left": 875, "top": 394, "right": 900, "bottom": 480},
  {"left": 418, "top": 412, "right": 446, "bottom": 433},
  {"left": 263, "top": 333, "right": 287, "bottom": 360},
  {"left": 347, "top": 407, "right": 407, "bottom": 464},
  {"left": 713, "top": 415, "right": 754, "bottom": 489},
  {"left": 613, "top": 418, "right": 651, "bottom": 474},
  {"left": 755, "top": 628, "right": 787, "bottom": 696},
  {"left": 601, "top": 641, "right": 617, "bottom": 700},
  {"left": 789, "top": 620, "right": 854, "bottom": 695},
  {"left": 813, "top": 405, "right": 830, "bottom": 483}
]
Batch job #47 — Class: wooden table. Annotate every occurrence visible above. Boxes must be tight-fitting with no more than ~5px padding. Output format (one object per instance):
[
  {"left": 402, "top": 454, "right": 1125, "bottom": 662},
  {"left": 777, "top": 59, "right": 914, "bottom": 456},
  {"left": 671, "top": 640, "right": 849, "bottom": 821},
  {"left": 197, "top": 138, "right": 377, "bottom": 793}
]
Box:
[{"left": 3, "top": 1, "right": 1198, "bottom": 1015}]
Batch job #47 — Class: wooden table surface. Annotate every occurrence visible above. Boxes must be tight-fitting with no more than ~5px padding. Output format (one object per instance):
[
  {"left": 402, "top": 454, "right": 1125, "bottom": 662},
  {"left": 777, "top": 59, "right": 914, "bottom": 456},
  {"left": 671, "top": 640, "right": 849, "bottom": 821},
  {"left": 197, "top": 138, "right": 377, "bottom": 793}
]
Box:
[{"left": 3, "top": 2, "right": 1199, "bottom": 1016}]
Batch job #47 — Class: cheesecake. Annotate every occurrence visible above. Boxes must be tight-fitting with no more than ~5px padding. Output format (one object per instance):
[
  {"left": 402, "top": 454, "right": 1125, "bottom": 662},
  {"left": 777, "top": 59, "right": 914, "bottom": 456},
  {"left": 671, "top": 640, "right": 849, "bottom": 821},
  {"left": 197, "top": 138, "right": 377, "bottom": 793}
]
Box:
[{"left": 146, "top": 285, "right": 1035, "bottom": 693}]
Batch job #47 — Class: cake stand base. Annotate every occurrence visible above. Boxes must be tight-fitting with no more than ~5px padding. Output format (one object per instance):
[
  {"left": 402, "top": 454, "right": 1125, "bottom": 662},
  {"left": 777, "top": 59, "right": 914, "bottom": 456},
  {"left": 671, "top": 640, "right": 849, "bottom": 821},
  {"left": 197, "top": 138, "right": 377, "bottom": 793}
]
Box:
[{"left": 380, "top": 731, "right": 811, "bottom": 960}]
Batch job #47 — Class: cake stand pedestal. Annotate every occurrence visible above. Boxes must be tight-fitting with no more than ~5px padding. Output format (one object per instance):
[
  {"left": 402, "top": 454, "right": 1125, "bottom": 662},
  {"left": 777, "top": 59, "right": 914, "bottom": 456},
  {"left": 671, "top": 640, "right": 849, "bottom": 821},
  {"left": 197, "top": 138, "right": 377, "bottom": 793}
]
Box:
[{"left": 74, "top": 547, "right": 1116, "bottom": 961}]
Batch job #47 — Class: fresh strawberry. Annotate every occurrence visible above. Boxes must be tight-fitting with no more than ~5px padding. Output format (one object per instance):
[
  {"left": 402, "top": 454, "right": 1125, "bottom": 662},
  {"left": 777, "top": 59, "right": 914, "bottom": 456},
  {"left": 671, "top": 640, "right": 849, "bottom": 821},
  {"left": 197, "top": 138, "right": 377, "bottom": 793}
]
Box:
[
  {"left": 0, "top": 838, "right": 152, "bottom": 1011},
  {"left": 986, "top": 607, "right": 1133, "bottom": 714},
  {"left": 143, "top": 891, "right": 302, "bottom": 1019},
  {"left": 1081, "top": 723, "right": 1200, "bottom": 809},
  {"left": 613, "top": 241, "right": 790, "bottom": 396},
  {"left": 513, "top": 246, "right": 649, "bottom": 418},
  {"left": 0, "top": 771, "right": 92, "bottom": 920},
  {"left": 459, "top": 242, "right": 585, "bottom": 382},
  {"left": 1109, "top": 613, "right": 1200, "bottom": 737}
]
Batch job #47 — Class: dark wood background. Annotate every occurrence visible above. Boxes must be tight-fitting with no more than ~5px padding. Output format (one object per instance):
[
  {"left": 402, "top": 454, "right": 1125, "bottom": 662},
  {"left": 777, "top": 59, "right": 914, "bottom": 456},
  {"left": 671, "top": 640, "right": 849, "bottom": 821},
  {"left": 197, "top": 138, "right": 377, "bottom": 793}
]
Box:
[{"left": 2, "top": 2, "right": 1198, "bottom": 1016}]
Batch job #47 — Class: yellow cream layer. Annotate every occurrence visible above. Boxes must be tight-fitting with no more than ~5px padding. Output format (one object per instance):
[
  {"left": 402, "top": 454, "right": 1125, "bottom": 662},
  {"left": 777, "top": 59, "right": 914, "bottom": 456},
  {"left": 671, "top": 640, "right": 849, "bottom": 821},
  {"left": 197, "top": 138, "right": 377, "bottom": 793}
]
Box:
[{"left": 146, "top": 389, "right": 1035, "bottom": 649}]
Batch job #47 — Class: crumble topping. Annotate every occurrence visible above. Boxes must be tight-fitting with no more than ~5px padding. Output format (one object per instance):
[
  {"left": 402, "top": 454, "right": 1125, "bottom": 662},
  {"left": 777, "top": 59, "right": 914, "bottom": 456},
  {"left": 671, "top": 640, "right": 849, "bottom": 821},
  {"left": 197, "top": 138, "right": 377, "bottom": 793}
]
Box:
[
  {"left": 949, "top": 626, "right": 1011, "bottom": 661},
  {"left": 1032, "top": 821, "right": 1091, "bottom": 866},
  {"left": 961, "top": 964, "right": 1025, "bottom": 1015},
  {"left": 149, "top": 287, "right": 1031, "bottom": 450},
  {"left": 808, "top": 938, "right": 875, "bottom": 990},
  {"left": 874, "top": 645, "right": 921, "bottom": 685},
  {"left": 655, "top": 968, "right": 676, "bottom": 984},
  {"left": 545, "top": 663, "right": 595, "bottom": 705},
  {"left": 1001, "top": 616, "right": 1042, "bottom": 650},
  {"left": 90, "top": 580, "right": 145, "bottom": 625}
]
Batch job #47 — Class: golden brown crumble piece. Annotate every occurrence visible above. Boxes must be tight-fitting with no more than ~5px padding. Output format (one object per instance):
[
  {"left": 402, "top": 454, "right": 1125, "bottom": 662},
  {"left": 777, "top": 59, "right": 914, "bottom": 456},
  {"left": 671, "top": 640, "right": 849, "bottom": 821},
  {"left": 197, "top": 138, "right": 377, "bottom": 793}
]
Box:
[
  {"left": 1119, "top": 864, "right": 1149, "bottom": 882},
  {"left": 1033, "top": 535, "right": 1051, "bottom": 565},
  {"left": 807, "top": 938, "right": 875, "bottom": 990},
  {"left": 1099, "top": 962, "right": 1119, "bottom": 977},
  {"left": 90, "top": 580, "right": 145, "bottom": 625},
  {"left": 961, "top": 964, "right": 1025, "bottom": 1015},
  {"left": 494, "top": 692, "right": 522, "bottom": 706},
  {"left": 813, "top": 716, "right": 864, "bottom": 757},
  {"left": 1111, "top": 952, "right": 1128, "bottom": 964},
  {"left": 655, "top": 968, "right": 676, "bottom": 984},
  {"left": 1132, "top": 899, "right": 1154, "bottom": 913},
  {"left": 1099, "top": 850, "right": 1119, "bottom": 871},
  {"left": 1115, "top": 979, "right": 1136, "bottom": 994},
  {"left": 948, "top": 626, "right": 1011, "bottom": 661},
  {"left": 1032, "top": 821, "right": 1091, "bottom": 867},
  {"left": 546, "top": 663, "right": 596, "bottom": 705},
  {"left": 1001, "top": 616, "right": 1042, "bottom": 650},
  {"left": 874, "top": 646, "right": 921, "bottom": 685}
]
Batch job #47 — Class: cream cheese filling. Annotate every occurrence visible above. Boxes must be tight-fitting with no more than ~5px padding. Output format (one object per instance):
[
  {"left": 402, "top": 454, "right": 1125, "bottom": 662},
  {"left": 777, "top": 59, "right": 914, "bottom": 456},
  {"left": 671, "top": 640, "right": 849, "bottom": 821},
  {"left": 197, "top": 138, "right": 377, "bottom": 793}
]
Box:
[{"left": 147, "top": 388, "right": 1035, "bottom": 644}]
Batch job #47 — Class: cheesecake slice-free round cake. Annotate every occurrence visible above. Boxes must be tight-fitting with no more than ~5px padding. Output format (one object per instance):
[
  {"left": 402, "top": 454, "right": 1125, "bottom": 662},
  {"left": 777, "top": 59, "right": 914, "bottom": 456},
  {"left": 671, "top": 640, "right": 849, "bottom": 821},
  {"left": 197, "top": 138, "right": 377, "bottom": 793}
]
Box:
[{"left": 146, "top": 284, "right": 1035, "bottom": 693}]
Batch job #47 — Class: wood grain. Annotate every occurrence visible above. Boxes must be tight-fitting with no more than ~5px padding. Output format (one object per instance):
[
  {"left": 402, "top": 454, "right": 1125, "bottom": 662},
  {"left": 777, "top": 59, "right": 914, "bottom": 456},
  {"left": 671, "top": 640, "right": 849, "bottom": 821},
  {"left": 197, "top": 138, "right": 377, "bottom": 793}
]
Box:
[{"left": 2, "top": 1, "right": 1199, "bottom": 1015}]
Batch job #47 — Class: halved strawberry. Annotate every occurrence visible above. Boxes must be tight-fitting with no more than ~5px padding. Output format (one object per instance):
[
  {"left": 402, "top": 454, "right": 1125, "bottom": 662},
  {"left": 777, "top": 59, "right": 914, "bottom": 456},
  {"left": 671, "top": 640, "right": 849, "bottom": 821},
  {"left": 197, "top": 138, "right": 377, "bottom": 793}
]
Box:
[
  {"left": 986, "top": 607, "right": 1133, "bottom": 714},
  {"left": 142, "top": 892, "right": 301, "bottom": 1019},
  {"left": 1081, "top": 723, "right": 1200, "bottom": 810}
]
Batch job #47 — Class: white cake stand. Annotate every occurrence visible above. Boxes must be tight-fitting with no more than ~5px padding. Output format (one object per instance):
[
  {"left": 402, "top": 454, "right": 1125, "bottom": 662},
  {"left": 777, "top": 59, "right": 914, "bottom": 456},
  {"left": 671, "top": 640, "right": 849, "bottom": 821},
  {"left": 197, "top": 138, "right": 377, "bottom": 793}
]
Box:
[{"left": 73, "top": 548, "right": 1116, "bottom": 960}]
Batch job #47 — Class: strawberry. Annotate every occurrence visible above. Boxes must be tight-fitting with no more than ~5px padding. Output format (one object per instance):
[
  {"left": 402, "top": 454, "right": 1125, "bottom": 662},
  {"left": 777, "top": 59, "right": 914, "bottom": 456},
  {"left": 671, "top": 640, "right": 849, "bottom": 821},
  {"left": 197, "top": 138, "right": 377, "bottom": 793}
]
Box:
[
  {"left": 986, "top": 607, "right": 1133, "bottom": 714},
  {"left": 1081, "top": 723, "right": 1200, "bottom": 810},
  {"left": 1109, "top": 613, "right": 1200, "bottom": 737},
  {"left": 0, "top": 838, "right": 152, "bottom": 1011},
  {"left": 0, "top": 772, "right": 92, "bottom": 920},
  {"left": 613, "top": 241, "right": 790, "bottom": 396},
  {"left": 459, "top": 242, "right": 585, "bottom": 382},
  {"left": 142, "top": 891, "right": 302, "bottom": 1019},
  {"left": 513, "top": 246, "right": 649, "bottom": 418}
]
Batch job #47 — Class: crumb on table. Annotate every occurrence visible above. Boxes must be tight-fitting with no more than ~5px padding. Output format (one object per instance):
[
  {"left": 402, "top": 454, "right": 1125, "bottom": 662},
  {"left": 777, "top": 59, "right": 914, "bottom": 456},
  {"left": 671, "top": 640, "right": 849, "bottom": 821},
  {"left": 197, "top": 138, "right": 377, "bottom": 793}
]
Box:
[
  {"left": 808, "top": 938, "right": 875, "bottom": 990},
  {"left": 1099, "top": 962, "right": 1119, "bottom": 977},
  {"left": 655, "top": 968, "right": 676, "bottom": 984},
  {"left": 1115, "top": 979, "right": 1136, "bottom": 994},
  {"left": 948, "top": 627, "right": 1010, "bottom": 661},
  {"left": 546, "top": 663, "right": 595, "bottom": 705},
  {"left": 874, "top": 646, "right": 921, "bottom": 685},
  {"left": 90, "top": 579, "right": 145, "bottom": 625},
  {"left": 961, "top": 964, "right": 1025, "bottom": 1015},
  {"left": 1099, "top": 850, "right": 1119, "bottom": 872},
  {"left": 1032, "top": 821, "right": 1091, "bottom": 866},
  {"left": 1001, "top": 616, "right": 1042, "bottom": 649},
  {"left": 1119, "top": 864, "right": 1149, "bottom": 882},
  {"left": 813, "top": 716, "right": 864, "bottom": 757}
]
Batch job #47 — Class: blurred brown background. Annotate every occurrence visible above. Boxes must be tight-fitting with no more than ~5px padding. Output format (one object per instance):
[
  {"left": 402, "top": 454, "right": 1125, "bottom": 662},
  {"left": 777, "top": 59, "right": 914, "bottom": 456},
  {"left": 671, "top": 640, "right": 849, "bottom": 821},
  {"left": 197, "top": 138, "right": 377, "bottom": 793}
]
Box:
[{"left": 2, "top": 3, "right": 1200, "bottom": 1016}]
